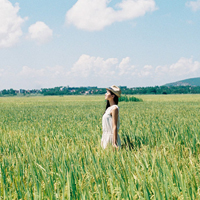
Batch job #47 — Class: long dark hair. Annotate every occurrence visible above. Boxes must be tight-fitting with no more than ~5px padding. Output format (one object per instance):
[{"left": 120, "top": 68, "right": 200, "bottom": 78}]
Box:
[{"left": 105, "top": 90, "right": 119, "bottom": 112}]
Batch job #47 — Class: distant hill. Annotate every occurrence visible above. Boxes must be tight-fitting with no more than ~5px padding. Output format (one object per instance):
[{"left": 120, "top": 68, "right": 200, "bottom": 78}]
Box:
[{"left": 164, "top": 77, "right": 200, "bottom": 86}]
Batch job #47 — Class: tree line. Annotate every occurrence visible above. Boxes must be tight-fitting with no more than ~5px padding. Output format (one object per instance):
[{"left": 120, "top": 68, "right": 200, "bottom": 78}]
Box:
[{"left": 1, "top": 85, "right": 200, "bottom": 97}]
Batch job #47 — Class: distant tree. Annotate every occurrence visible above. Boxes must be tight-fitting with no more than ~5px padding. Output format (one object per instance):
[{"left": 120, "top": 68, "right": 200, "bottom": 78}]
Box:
[
  {"left": 2, "top": 89, "right": 8, "bottom": 95},
  {"left": 9, "top": 89, "right": 16, "bottom": 95}
]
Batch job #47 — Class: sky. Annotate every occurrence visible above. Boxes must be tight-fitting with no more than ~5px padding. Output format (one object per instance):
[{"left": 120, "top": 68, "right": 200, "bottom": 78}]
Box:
[{"left": 0, "top": 0, "right": 200, "bottom": 90}]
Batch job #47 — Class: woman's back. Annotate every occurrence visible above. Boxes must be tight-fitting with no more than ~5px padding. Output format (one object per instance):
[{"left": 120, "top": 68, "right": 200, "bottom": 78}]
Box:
[
  {"left": 101, "top": 105, "right": 121, "bottom": 149},
  {"left": 102, "top": 105, "right": 120, "bottom": 133}
]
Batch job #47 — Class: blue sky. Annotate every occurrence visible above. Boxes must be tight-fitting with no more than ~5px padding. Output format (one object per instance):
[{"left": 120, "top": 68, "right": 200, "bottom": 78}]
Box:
[{"left": 0, "top": 0, "right": 200, "bottom": 89}]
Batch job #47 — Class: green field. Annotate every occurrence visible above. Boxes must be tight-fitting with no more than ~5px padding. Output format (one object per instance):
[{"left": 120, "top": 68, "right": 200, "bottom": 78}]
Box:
[{"left": 0, "top": 95, "right": 200, "bottom": 199}]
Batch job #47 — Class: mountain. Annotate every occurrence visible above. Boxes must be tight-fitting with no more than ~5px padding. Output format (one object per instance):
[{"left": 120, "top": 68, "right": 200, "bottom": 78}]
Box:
[{"left": 164, "top": 77, "right": 200, "bottom": 87}]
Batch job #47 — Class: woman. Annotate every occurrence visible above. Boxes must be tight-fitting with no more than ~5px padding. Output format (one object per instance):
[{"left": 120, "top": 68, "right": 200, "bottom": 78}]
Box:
[{"left": 101, "top": 85, "right": 121, "bottom": 149}]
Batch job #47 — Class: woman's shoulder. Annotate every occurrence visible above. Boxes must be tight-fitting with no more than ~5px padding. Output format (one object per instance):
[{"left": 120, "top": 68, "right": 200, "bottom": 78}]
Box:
[
  {"left": 110, "top": 105, "right": 119, "bottom": 113},
  {"left": 111, "top": 105, "right": 119, "bottom": 109},
  {"left": 106, "top": 105, "right": 119, "bottom": 113}
]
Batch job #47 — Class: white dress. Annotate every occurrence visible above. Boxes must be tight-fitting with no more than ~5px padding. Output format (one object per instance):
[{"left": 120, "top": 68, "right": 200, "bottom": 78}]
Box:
[{"left": 101, "top": 105, "right": 121, "bottom": 149}]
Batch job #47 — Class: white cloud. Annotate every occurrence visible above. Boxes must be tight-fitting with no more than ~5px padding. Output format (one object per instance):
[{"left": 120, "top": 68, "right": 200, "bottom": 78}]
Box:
[
  {"left": 186, "top": 0, "right": 200, "bottom": 11},
  {"left": 170, "top": 57, "right": 200, "bottom": 74},
  {"left": 27, "top": 21, "right": 53, "bottom": 44},
  {"left": 118, "top": 57, "right": 135, "bottom": 75},
  {"left": 138, "top": 65, "right": 153, "bottom": 77},
  {"left": 71, "top": 54, "right": 118, "bottom": 77},
  {"left": 13, "top": 65, "right": 69, "bottom": 89},
  {"left": 1, "top": 56, "right": 200, "bottom": 90},
  {"left": 70, "top": 55, "right": 200, "bottom": 86},
  {"left": 156, "top": 57, "right": 200, "bottom": 77},
  {"left": 18, "top": 66, "right": 45, "bottom": 77},
  {"left": 66, "top": 0, "right": 157, "bottom": 31},
  {"left": 18, "top": 65, "right": 69, "bottom": 78},
  {"left": 0, "top": 0, "right": 26, "bottom": 48}
]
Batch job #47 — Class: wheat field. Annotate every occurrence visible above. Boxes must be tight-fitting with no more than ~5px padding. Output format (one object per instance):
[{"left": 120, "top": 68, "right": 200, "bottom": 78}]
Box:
[{"left": 0, "top": 95, "right": 200, "bottom": 199}]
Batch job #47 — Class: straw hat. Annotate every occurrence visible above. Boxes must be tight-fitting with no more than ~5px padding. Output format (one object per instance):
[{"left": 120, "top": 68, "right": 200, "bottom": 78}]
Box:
[{"left": 106, "top": 85, "right": 121, "bottom": 97}]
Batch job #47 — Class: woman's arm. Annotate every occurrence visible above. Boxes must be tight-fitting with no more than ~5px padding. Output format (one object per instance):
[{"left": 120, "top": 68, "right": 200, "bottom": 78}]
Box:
[{"left": 111, "top": 107, "right": 118, "bottom": 147}]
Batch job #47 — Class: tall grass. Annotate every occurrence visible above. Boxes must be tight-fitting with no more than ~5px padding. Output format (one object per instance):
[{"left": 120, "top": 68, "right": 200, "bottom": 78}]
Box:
[{"left": 0, "top": 95, "right": 200, "bottom": 199}]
